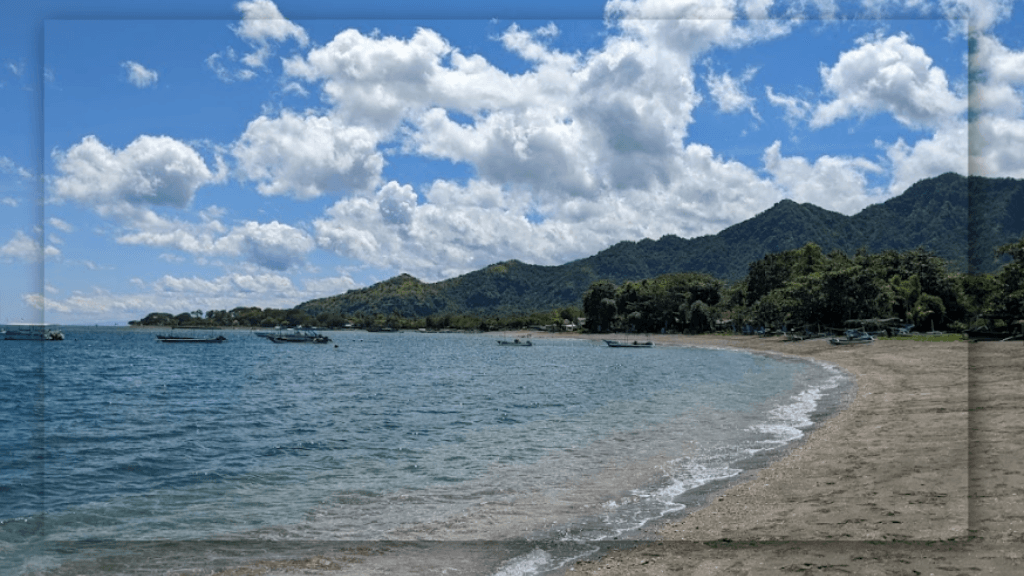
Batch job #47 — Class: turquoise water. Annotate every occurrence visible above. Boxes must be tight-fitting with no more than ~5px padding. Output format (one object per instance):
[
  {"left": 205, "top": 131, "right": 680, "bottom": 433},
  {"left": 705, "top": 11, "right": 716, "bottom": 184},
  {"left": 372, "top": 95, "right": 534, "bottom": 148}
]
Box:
[{"left": 0, "top": 328, "right": 850, "bottom": 575}]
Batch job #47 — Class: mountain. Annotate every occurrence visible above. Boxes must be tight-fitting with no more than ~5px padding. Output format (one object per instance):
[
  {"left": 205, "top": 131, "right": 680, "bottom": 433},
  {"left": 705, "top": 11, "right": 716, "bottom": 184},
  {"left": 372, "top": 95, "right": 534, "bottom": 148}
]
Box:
[{"left": 296, "top": 173, "right": 1024, "bottom": 319}]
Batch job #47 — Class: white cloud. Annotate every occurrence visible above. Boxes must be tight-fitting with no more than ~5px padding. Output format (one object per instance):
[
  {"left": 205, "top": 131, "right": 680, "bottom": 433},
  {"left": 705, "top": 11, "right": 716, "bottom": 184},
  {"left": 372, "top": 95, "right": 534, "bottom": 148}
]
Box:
[
  {"left": 766, "top": 86, "right": 812, "bottom": 127},
  {"left": 0, "top": 230, "right": 60, "bottom": 263},
  {"left": 939, "top": 0, "right": 1014, "bottom": 34},
  {"left": 811, "top": 33, "right": 966, "bottom": 129},
  {"left": 121, "top": 61, "right": 158, "bottom": 87},
  {"left": 24, "top": 293, "right": 70, "bottom": 314},
  {"left": 116, "top": 219, "right": 315, "bottom": 271},
  {"left": 312, "top": 154, "right": 778, "bottom": 283},
  {"left": 232, "top": 0, "right": 308, "bottom": 69},
  {"left": 48, "top": 217, "right": 74, "bottom": 232},
  {"left": 606, "top": 0, "right": 794, "bottom": 54},
  {"left": 222, "top": 221, "right": 316, "bottom": 271},
  {"left": 1, "top": 155, "right": 32, "bottom": 179},
  {"left": 232, "top": 110, "right": 384, "bottom": 198},
  {"left": 885, "top": 122, "right": 969, "bottom": 193},
  {"left": 705, "top": 67, "right": 760, "bottom": 118},
  {"left": 51, "top": 135, "right": 217, "bottom": 219},
  {"left": 154, "top": 271, "right": 295, "bottom": 295},
  {"left": 763, "top": 140, "right": 886, "bottom": 214},
  {"left": 206, "top": 49, "right": 258, "bottom": 82},
  {"left": 303, "top": 273, "right": 358, "bottom": 296},
  {"left": 27, "top": 272, "right": 304, "bottom": 320},
  {"left": 967, "top": 33, "right": 1024, "bottom": 177}
]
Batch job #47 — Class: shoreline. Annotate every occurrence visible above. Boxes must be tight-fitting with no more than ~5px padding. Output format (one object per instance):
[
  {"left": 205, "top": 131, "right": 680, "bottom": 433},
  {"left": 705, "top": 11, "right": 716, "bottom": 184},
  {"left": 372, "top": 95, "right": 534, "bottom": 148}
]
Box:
[{"left": 529, "top": 332, "right": 1023, "bottom": 575}]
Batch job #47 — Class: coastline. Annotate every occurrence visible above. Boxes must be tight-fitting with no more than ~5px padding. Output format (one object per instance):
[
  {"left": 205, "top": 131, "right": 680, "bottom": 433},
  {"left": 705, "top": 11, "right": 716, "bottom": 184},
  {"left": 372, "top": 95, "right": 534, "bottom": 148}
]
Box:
[{"left": 530, "top": 332, "right": 1023, "bottom": 575}]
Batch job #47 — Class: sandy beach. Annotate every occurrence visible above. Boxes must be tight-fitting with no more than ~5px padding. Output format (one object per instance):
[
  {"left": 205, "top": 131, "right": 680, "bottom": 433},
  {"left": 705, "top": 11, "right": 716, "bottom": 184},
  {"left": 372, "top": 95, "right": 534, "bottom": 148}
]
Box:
[{"left": 556, "top": 333, "right": 1023, "bottom": 575}]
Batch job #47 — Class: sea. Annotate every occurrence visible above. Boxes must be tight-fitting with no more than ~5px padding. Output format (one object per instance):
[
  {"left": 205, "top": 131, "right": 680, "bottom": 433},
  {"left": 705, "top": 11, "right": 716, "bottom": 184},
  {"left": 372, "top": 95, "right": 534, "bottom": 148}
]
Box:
[{"left": 0, "top": 327, "right": 853, "bottom": 575}]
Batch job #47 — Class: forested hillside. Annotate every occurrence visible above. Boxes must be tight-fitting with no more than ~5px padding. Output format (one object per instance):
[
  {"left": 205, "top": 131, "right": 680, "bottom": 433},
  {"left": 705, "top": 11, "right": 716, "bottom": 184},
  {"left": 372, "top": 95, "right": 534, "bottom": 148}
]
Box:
[{"left": 297, "top": 173, "right": 1022, "bottom": 321}]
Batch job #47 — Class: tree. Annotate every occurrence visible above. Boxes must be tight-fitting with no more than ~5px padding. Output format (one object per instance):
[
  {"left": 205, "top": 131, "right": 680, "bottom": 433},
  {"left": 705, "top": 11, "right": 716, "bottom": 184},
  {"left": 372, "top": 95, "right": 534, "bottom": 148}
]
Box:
[
  {"left": 994, "top": 235, "right": 1024, "bottom": 319},
  {"left": 582, "top": 280, "right": 618, "bottom": 332}
]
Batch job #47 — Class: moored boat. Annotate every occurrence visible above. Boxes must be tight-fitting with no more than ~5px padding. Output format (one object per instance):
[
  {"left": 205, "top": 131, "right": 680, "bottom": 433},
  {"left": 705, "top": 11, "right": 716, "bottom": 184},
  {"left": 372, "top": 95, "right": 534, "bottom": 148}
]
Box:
[
  {"left": 266, "top": 328, "right": 331, "bottom": 343},
  {"left": 4, "top": 325, "right": 64, "bottom": 340},
  {"left": 157, "top": 334, "right": 226, "bottom": 343},
  {"left": 604, "top": 339, "right": 654, "bottom": 348},
  {"left": 497, "top": 338, "right": 533, "bottom": 346}
]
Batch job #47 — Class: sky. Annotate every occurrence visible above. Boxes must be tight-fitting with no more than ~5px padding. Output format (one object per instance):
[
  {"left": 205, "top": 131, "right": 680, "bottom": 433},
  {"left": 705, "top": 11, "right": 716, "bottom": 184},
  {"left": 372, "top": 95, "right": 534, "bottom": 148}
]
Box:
[{"left": 1, "top": 0, "right": 1022, "bottom": 325}]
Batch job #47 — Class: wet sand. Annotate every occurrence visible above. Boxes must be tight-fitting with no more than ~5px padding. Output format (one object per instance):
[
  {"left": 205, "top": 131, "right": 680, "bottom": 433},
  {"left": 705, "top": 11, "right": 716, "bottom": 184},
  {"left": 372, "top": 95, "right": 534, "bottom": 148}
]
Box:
[{"left": 557, "top": 334, "right": 1024, "bottom": 575}]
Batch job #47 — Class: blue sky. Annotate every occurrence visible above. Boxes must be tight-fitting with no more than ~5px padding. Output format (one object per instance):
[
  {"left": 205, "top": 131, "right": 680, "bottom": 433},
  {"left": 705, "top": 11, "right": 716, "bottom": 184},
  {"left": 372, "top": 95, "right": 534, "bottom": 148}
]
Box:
[{"left": 1, "top": 0, "right": 1021, "bottom": 325}]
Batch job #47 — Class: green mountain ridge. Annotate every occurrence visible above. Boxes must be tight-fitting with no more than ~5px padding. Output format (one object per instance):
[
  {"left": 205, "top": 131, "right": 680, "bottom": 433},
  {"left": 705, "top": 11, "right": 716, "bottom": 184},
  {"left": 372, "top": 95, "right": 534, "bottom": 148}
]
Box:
[{"left": 297, "top": 173, "right": 1023, "bottom": 320}]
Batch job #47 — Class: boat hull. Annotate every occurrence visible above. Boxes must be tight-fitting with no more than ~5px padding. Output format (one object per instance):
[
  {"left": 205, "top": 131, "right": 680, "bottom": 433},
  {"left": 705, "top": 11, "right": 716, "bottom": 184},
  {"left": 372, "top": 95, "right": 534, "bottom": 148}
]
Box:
[
  {"left": 157, "top": 335, "right": 226, "bottom": 343},
  {"left": 604, "top": 339, "right": 654, "bottom": 348}
]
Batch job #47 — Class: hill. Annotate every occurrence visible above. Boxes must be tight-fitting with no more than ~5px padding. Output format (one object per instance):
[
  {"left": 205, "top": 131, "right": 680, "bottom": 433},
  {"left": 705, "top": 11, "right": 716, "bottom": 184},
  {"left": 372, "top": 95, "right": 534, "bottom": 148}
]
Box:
[{"left": 297, "top": 173, "right": 1024, "bottom": 319}]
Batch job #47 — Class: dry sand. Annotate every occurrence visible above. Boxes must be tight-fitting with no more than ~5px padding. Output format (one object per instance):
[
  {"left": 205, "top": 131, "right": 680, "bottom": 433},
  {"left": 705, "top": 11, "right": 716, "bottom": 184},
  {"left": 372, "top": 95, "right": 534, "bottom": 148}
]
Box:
[{"left": 556, "top": 333, "right": 1023, "bottom": 575}]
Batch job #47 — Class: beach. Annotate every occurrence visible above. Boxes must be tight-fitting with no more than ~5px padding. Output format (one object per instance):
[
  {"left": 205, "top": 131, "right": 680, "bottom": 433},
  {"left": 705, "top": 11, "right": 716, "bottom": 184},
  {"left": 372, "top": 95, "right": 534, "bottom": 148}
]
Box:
[{"left": 559, "top": 334, "right": 1024, "bottom": 575}]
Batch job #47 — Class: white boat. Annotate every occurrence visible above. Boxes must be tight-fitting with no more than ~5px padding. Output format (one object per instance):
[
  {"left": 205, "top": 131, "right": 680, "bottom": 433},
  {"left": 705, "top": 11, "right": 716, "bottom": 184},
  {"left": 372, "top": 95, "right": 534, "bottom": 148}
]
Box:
[
  {"left": 266, "top": 328, "right": 331, "bottom": 343},
  {"left": 604, "top": 339, "right": 654, "bottom": 348},
  {"left": 4, "top": 325, "right": 64, "bottom": 340}
]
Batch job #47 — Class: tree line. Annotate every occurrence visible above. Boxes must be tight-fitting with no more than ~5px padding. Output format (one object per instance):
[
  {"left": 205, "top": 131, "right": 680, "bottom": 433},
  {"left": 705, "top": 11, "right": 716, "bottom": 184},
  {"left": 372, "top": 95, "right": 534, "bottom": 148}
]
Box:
[
  {"left": 581, "top": 237, "right": 1024, "bottom": 335},
  {"left": 133, "top": 236, "right": 1024, "bottom": 335}
]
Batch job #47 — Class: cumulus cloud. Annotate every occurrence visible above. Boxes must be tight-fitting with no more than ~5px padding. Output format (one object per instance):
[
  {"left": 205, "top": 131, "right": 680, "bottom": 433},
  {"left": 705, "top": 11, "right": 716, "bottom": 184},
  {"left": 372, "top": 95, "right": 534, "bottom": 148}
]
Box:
[
  {"left": 51, "top": 135, "right": 218, "bottom": 218},
  {"left": 232, "top": 110, "right": 384, "bottom": 198},
  {"left": 206, "top": 0, "right": 307, "bottom": 82},
  {"left": 313, "top": 155, "right": 777, "bottom": 283},
  {"left": 763, "top": 140, "right": 886, "bottom": 214},
  {"left": 232, "top": 0, "right": 309, "bottom": 68},
  {"left": 117, "top": 220, "right": 315, "bottom": 271},
  {"left": 811, "top": 33, "right": 966, "bottom": 129},
  {"left": 968, "top": 33, "right": 1024, "bottom": 177},
  {"left": 885, "top": 123, "right": 969, "bottom": 193},
  {"left": 121, "top": 61, "right": 158, "bottom": 87}
]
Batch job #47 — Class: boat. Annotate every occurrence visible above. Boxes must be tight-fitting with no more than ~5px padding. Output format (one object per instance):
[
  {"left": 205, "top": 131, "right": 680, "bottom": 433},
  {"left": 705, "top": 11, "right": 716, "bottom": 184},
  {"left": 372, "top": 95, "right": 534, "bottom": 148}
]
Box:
[
  {"left": 4, "top": 325, "right": 64, "bottom": 340},
  {"left": 157, "top": 334, "right": 226, "bottom": 343},
  {"left": 266, "top": 328, "right": 331, "bottom": 344},
  {"left": 253, "top": 326, "right": 284, "bottom": 339},
  {"left": 497, "top": 338, "right": 533, "bottom": 346},
  {"left": 828, "top": 329, "right": 874, "bottom": 345},
  {"left": 604, "top": 339, "right": 654, "bottom": 348}
]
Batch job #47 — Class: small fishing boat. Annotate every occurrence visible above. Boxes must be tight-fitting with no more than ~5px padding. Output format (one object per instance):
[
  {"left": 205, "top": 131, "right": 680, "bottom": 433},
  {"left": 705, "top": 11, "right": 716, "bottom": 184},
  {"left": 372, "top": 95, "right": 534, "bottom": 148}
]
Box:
[
  {"left": 4, "top": 325, "right": 64, "bottom": 340},
  {"left": 604, "top": 339, "right": 654, "bottom": 348},
  {"left": 497, "top": 338, "right": 532, "bottom": 346},
  {"left": 266, "top": 328, "right": 331, "bottom": 343},
  {"left": 157, "top": 334, "right": 227, "bottom": 343}
]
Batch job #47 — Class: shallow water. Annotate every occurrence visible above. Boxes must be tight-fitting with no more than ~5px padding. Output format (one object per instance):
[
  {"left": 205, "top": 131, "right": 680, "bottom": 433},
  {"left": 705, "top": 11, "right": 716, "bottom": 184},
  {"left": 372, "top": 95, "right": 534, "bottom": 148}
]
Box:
[{"left": 0, "top": 328, "right": 851, "bottom": 575}]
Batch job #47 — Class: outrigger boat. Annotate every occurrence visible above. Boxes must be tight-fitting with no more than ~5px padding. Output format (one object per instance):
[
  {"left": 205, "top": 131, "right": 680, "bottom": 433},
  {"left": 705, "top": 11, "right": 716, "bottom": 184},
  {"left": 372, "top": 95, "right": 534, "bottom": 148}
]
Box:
[
  {"left": 497, "top": 337, "right": 533, "bottom": 346},
  {"left": 266, "top": 328, "right": 331, "bottom": 343},
  {"left": 604, "top": 339, "right": 654, "bottom": 348},
  {"left": 157, "top": 334, "right": 226, "bottom": 343},
  {"left": 4, "top": 325, "right": 64, "bottom": 340}
]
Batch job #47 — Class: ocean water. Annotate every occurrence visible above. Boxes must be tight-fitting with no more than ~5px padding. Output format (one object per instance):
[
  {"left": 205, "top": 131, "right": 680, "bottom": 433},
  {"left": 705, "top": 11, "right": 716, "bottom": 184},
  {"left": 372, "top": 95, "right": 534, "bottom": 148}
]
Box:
[{"left": 0, "top": 328, "right": 851, "bottom": 575}]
